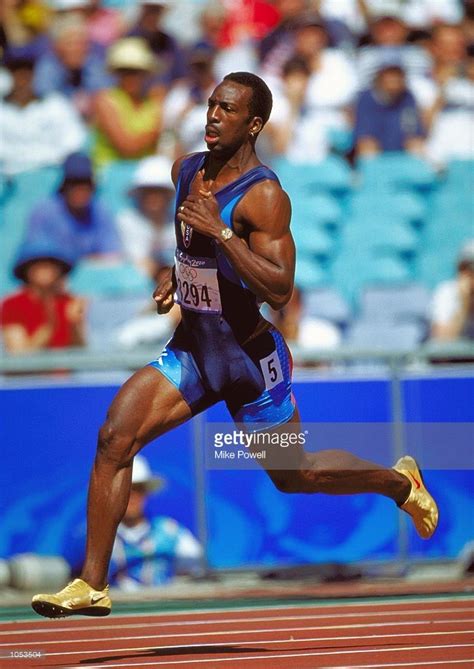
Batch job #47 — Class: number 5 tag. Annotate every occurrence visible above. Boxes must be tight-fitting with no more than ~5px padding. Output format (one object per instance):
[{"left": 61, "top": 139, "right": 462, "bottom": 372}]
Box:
[{"left": 260, "top": 351, "right": 284, "bottom": 390}]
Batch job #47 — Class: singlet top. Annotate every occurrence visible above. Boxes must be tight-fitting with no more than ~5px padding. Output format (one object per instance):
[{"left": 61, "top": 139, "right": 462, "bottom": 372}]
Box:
[
  {"left": 173, "top": 152, "right": 281, "bottom": 395},
  {"left": 92, "top": 88, "right": 160, "bottom": 168}
]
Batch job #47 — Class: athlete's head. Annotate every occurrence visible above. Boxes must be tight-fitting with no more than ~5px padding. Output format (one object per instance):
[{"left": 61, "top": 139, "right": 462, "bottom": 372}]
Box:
[{"left": 204, "top": 72, "right": 272, "bottom": 154}]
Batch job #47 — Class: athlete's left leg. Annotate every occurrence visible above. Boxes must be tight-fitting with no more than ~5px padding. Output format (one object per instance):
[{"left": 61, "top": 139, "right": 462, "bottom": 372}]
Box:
[
  {"left": 255, "top": 404, "right": 410, "bottom": 504},
  {"left": 255, "top": 404, "right": 438, "bottom": 539}
]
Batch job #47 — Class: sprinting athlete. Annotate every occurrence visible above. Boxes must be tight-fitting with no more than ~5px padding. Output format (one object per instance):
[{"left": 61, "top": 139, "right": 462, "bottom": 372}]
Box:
[{"left": 32, "top": 72, "right": 438, "bottom": 618}]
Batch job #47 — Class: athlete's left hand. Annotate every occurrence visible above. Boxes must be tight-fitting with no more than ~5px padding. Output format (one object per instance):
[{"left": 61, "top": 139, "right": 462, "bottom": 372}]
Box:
[{"left": 177, "top": 172, "right": 224, "bottom": 239}]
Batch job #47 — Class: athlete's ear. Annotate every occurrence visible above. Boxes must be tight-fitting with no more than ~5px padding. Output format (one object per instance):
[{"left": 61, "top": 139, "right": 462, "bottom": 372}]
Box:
[{"left": 249, "top": 116, "right": 263, "bottom": 137}]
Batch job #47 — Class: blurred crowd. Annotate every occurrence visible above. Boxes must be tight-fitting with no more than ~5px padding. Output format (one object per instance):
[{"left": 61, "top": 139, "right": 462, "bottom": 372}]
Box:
[{"left": 1, "top": 0, "right": 473, "bottom": 357}]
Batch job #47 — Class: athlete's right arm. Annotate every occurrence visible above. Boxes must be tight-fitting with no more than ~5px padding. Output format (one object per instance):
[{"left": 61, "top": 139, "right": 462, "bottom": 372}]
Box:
[
  {"left": 153, "top": 156, "right": 188, "bottom": 314},
  {"left": 153, "top": 266, "right": 176, "bottom": 314}
]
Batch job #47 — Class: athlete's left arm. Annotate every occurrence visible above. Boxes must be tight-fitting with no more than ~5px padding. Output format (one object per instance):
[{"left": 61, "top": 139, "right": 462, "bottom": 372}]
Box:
[{"left": 179, "top": 179, "right": 295, "bottom": 310}]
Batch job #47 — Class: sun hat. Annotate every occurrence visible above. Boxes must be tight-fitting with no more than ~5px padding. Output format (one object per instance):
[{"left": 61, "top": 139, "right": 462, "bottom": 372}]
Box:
[
  {"left": 107, "top": 37, "right": 157, "bottom": 73},
  {"left": 128, "top": 156, "right": 174, "bottom": 196},
  {"left": 132, "top": 455, "right": 165, "bottom": 493},
  {"left": 13, "top": 241, "right": 75, "bottom": 282}
]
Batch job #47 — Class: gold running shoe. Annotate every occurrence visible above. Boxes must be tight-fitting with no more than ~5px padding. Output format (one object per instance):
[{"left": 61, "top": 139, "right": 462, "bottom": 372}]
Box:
[
  {"left": 393, "top": 455, "right": 439, "bottom": 540},
  {"left": 31, "top": 578, "right": 111, "bottom": 618}
]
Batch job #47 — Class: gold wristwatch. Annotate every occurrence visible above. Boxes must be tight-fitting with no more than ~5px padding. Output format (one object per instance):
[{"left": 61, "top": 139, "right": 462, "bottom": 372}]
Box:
[{"left": 220, "top": 227, "right": 233, "bottom": 242}]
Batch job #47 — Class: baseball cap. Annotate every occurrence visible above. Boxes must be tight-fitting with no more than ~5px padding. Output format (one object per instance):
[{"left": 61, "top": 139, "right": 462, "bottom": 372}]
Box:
[
  {"left": 132, "top": 455, "right": 165, "bottom": 493},
  {"left": 13, "top": 241, "right": 75, "bottom": 282},
  {"left": 58, "top": 152, "right": 95, "bottom": 191},
  {"left": 129, "top": 156, "right": 174, "bottom": 194}
]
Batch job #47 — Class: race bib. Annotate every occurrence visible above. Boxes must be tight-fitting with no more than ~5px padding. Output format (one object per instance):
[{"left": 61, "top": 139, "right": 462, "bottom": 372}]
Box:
[
  {"left": 175, "top": 250, "right": 222, "bottom": 314},
  {"left": 259, "top": 350, "right": 284, "bottom": 390}
]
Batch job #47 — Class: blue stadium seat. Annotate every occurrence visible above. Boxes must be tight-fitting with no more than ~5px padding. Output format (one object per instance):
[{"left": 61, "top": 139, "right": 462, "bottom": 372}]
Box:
[
  {"left": 303, "top": 287, "right": 352, "bottom": 327},
  {"left": 273, "top": 156, "right": 352, "bottom": 195},
  {"left": 70, "top": 260, "right": 153, "bottom": 297},
  {"left": 96, "top": 160, "right": 138, "bottom": 214},
  {"left": 359, "top": 283, "right": 431, "bottom": 323},
  {"left": 443, "top": 159, "right": 474, "bottom": 191},
  {"left": 340, "top": 216, "right": 419, "bottom": 253},
  {"left": 86, "top": 295, "right": 151, "bottom": 349},
  {"left": 350, "top": 189, "right": 427, "bottom": 226},
  {"left": 295, "top": 255, "right": 328, "bottom": 289},
  {"left": 0, "top": 167, "right": 62, "bottom": 296},
  {"left": 345, "top": 320, "right": 424, "bottom": 352},
  {"left": 356, "top": 153, "right": 436, "bottom": 191},
  {"left": 292, "top": 224, "right": 334, "bottom": 256}
]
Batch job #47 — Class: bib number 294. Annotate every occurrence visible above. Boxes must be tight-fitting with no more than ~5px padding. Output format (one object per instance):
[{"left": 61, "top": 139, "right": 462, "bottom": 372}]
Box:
[{"left": 175, "top": 252, "right": 222, "bottom": 314}]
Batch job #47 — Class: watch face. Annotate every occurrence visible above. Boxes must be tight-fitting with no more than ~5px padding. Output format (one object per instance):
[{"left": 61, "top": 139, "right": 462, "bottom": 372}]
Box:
[{"left": 221, "top": 228, "right": 233, "bottom": 241}]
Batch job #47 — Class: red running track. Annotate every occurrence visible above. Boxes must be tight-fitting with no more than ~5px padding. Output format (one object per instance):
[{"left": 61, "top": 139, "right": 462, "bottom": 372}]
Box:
[{"left": 0, "top": 596, "right": 473, "bottom": 668}]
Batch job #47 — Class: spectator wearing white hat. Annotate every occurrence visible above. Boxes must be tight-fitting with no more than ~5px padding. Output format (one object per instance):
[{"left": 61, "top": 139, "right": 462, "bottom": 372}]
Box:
[
  {"left": 430, "top": 241, "right": 474, "bottom": 341},
  {"left": 92, "top": 37, "right": 162, "bottom": 168},
  {"left": 63, "top": 454, "right": 204, "bottom": 589},
  {"left": 109, "top": 454, "right": 204, "bottom": 590},
  {"left": 116, "top": 155, "right": 175, "bottom": 278}
]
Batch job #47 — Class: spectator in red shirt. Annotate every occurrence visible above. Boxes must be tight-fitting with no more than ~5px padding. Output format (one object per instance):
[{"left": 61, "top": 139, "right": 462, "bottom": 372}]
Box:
[{"left": 1, "top": 243, "right": 86, "bottom": 353}]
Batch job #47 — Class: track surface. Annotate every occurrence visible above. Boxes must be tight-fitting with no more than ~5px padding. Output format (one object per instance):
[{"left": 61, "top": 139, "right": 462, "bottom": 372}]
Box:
[{"left": 0, "top": 595, "right": 473, "bottom": 668}]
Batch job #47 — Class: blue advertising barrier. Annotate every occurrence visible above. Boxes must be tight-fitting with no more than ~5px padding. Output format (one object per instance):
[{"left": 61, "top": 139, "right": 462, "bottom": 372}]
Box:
[{"left": 1, "top": 373, "right": 473, "bottom": 571}]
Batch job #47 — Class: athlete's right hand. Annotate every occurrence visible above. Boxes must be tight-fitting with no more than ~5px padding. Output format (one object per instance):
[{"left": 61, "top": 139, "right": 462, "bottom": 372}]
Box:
[{"left": 153, "top": 266, "right": 175, "bottom": 314}]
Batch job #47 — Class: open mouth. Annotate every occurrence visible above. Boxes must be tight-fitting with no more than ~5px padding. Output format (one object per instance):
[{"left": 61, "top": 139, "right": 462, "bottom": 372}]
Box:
[{"left": 205, "top": 126, "right": 220, "bottom": 144}]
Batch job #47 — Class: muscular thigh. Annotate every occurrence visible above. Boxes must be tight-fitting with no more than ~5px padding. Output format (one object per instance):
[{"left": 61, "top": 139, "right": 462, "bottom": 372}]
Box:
[{"left": 105, "top": 366, "right": 192, "bottom": 448}]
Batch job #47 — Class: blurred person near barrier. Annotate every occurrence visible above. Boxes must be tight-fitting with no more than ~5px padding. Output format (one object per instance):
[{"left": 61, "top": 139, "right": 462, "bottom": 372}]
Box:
[
  {"left": 430, "top": 240, "right": 474, "bottom": 341},
  {"left": 317, "top": 0, "right": 463, "bottom": 36},
  {"left": 0, "top": 242, "right": 85, "bottom": 353},
  {"left": 110, "top": 455, "right": 203, "bottom": 590},
  {"left": 31, "top": 71, "right": 438, "bottom": 620},
  {"left": 91, "top": 37, "right": 161, "bottom": 169},
  {"left": 354, "top": 63, "right": 425, "bottom": 156},
  {"left": 269, "top": 286, "right": 342, "bottom": 353},
  {"left": 162, "top": 45, "right": 218, "bottom": 156},
  {"left": 24, "top": 152, "right": 122, "bottom": 262},
  {"left": 357, "top": 13, "right": 431, "bottom": 89},
  {"left": 127, "top": 0, "right": 186, "bottom": 90},
  {"left": 423, "top": 24, "right": 474, "bottom": 165},
  {"left": 117, "top": 155, "right": 175, "bottom": 277},
  {"left": 52, "top": 0, "right": 126, "bottom": 47},
  {"left": 0, "top": 0, "right": 51, "bottom": 56},
  {"left": 64, "top": 455, "right": 203, "bottom": 590},
  {"left": 264, "top": 13, "right": 356, "bottom": 163},
  {"left": 0, "top": 47, "right": 86, "bottom": 175},
  {"left": 259, "top": 0, "right": 353, "bottom": 77},
  {"left": 34, "top": 13, "right": 110, "bottom": 116}
]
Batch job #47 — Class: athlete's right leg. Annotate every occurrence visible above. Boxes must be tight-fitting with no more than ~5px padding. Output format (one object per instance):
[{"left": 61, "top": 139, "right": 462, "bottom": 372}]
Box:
[{"left": 80, "top": 366, "right": 192, "bottom": 591}]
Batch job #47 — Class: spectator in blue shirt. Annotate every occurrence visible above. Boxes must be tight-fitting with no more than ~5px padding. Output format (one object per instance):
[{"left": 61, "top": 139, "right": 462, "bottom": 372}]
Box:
[
  {"left": 127, "top": 0, "right": 187, "bottom": 91},
  {"left": 25, "top": 152, "right": 122, "bottom": 263},
  {"left": 354, "top": 64, "right": 425, "bottom": 156},
  {"left": 34, "top": 14, "right": 111, "bottom": 117}
]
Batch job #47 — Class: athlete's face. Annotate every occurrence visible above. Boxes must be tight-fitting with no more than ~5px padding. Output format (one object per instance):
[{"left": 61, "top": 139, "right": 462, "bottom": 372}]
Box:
[{"left": 204, "top": 81, "right": 260, "bottom": 154}]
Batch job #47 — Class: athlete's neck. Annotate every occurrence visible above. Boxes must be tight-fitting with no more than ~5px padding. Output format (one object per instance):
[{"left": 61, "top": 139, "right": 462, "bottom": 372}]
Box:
[{"left": 204, "top": 142, "right": 259, "bottom": 182}]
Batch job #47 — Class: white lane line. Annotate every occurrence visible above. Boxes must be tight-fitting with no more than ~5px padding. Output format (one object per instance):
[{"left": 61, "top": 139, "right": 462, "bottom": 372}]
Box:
[
  {"left": 3, "top": 594, "right": 472, "bottom": 631},
  {"left": 2, "top": 605, "right": 473, "bottom": 637},
  {"left": 32, "top": 630, "right": 474, "bottom": 658},
  {"left": 321, "top": 662, "right": 474, "bottom": 668},
  {"left": 1, "top": 618, "right": 472, "bottom": 647},
  {"left": 57, "top": 643, "right": 474, "bottom": 668}
]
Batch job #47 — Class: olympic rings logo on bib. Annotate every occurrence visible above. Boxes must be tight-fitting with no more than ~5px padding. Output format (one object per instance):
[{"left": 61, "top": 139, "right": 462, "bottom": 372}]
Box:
[{"left": 174, "top": 250, "right": 222, "bottom": 314}]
